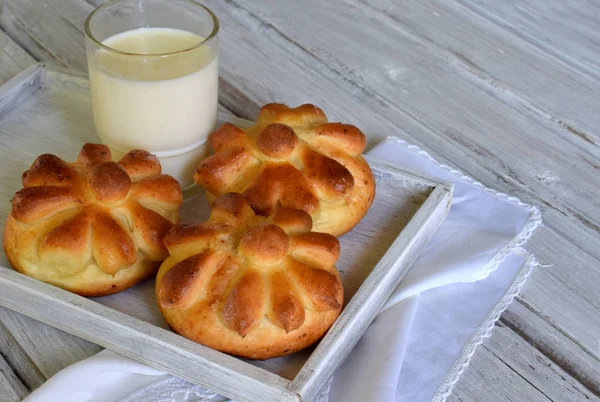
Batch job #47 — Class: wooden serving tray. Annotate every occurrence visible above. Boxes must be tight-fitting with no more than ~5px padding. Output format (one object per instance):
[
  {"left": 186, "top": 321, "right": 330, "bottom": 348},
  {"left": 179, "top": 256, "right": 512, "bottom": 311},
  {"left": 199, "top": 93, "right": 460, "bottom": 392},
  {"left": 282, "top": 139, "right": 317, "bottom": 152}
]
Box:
[{"left": 0, "top": 64, "right": 453, "bottom": 402}]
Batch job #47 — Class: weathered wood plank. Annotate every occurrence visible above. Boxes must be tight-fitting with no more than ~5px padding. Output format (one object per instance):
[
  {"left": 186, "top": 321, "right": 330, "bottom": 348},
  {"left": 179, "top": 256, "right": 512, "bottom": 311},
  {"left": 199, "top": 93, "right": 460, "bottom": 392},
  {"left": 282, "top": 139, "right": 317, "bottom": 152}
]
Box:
[
  {"left": 0, "top": 307, "right": 102, "bottom": 383},
  {"left": 351, "top": 0, "right": 600, "bottom": 148},
  {"left": 0, "top": 351, "right": 28, "bottom": 402},
  {"left": 0, "top": 0, "right": 91, "bottom": 70},
  {"left": 516, "top": 227, "right": 600, "bottom": 361},
  {"left": 0, "top": 29, "right": 35, "bottom": 84},
  {"left": 1, "top": 1, "right": 598, "bottom": 401},
  {"left": 458, "top": 0, "right": 600, "bottom": 83},
  {"left": 0, "top": 316, "right": 46, "bottom": 392},
  {"left": 502, "top": 300, "right": 600, "bottom": 396},
  {"left": 483, "top": 322, "right": 598, "bottom": 401},
  {"left": 449, "top": 323, "right": 599, "bottom": 402}
]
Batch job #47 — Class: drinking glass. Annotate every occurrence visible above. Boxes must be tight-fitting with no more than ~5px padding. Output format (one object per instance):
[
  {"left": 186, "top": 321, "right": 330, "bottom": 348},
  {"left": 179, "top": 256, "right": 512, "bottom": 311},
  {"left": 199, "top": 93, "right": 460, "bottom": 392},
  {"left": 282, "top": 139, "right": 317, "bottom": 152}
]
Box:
[{"left": 85, "top": 0, "right": 219, "bottom": 187}]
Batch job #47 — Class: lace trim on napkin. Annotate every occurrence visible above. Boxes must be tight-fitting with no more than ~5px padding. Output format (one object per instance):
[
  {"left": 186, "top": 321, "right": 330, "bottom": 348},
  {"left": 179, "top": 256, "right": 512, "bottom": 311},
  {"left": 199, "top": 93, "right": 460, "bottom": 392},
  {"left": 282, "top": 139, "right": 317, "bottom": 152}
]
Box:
[
  {"left": 384, "top": 136, "right": 542, "bottom": 281},
  {"left": 432, "top": 252, "right": 538, "bottom": 401},
  {"left": 381, "top": 137, "right": 542, "bottom": 402}
]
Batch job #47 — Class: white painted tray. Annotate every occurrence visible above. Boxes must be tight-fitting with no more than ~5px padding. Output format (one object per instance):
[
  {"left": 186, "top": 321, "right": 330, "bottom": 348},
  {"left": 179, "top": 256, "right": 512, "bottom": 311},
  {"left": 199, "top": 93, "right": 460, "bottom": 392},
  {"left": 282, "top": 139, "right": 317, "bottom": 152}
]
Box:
[{"left": 0, "top": 64, "right": 453, "bottom": 402}]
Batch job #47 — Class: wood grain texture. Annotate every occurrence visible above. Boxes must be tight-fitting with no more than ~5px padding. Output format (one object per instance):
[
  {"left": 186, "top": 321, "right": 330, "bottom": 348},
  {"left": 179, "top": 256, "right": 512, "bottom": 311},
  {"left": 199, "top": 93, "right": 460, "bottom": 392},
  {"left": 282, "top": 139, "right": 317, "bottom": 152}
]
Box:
[
  {"left": 0, "top": 29, "right": 35, "bottom": 84},
  {"left": 0, "top": 0, "right": 91, "bottom": 70},
  {"left": 519, "top": 228, "right": 600, "bottom": 362},
  {"left": 501, "top": 301, "right": 600, "bottom": 396},
  {"left": 458, "top": 0, "right": 600, "bottom": 87},
  {"left": 354, "top": 0, "right": 600, "bottom": 147},
  {"left": 449, "top": 324, "right": 600, "bottom": 402},
  {"left": 0, "top": 0, "right": 598, "bottom": 400},
  {"left": 0, "top": 351, "right": 28, "bottom": 402},
  {"left": 0, "top": 306, "right": 102, "bottom": 384}
]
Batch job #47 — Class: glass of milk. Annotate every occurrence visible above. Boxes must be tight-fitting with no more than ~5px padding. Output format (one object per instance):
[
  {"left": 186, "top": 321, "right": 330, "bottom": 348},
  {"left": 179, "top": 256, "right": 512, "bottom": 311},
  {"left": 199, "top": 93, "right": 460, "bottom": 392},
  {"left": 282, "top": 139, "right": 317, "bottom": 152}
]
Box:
[{"left": 84, "top": 0, "right": 219, "bottom": 187}]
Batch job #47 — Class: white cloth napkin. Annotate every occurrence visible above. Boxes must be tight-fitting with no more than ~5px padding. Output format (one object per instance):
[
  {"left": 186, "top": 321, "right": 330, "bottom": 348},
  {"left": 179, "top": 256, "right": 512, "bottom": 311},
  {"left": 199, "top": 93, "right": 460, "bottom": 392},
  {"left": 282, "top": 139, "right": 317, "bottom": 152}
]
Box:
[{"left": 24, "top": 136, "right": 541, "bottom": 402}]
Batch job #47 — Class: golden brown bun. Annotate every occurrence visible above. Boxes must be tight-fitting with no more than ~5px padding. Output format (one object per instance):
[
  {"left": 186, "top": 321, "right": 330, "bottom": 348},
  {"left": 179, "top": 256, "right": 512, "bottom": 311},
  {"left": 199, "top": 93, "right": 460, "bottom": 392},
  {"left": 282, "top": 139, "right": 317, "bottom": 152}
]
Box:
[
  {"left": 156, "top": 193, "right": 343, "bottom": 360},
  {"left": 3, "top": 143, "right": 182, "bottom": 296},
  {"left": 194, "top": 103, "right": 375, "bottom": 236}
]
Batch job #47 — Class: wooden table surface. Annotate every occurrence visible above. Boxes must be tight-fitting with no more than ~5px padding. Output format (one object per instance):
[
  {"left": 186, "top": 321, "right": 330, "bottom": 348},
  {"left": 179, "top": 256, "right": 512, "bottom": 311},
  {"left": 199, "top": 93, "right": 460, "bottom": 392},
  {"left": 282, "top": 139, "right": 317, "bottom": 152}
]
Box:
[{"left": 0, "top": 0, "right": 599, "bottom": 401}]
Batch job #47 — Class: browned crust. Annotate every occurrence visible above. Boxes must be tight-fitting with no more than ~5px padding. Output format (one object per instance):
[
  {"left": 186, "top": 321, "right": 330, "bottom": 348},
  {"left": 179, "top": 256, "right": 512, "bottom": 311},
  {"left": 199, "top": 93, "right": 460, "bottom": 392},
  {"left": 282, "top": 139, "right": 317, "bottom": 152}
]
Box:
[
  {"left": 157, "top": 250, "right": 222, "bottom": 309},
  {"left": 3, "top": 215, "right": 159, "bottom": 297},
  {"left": 243, "top": 164, "right": 319, "bottom": 216},
  {"left": 209, "top": 192, "right": 256, "bottom": 226},
  {"left": 130, "top": 174, "right": 183, "bottom": 205},
  {"left": 209, "top": 123, "right": 251, "bottom": 152},
  {"left": 268, "top": 271, "right": 306, "bottom": 333},
  {"left": 3, "top": 143, "right": 182, "bottom": 296},
  {"left": 156, "top": 193, "right": 344, "bottom": 359},
  {"left": 118, "top": 150, "right": 161, "bottom": 182},
  {"left": 91, "top": 210, "right": 137, "bottom": 275},
  {"left": 128, "top": 202, "right": 173, "bottom": 261},
  {"left": 287, "top": 259, "right": 343, "bottom": 312},
  {"left": 194, "top": 148, "right": 257, "bottom": 194},
  {"left": 239, "top": 223, "right": 289, "bottom": 264},
  {"left": 194, "top": 103, "right": 376, "bottom": 236},
  {"left": 39, "top": 210, "right": 92, "bottom": 259},
  {"left": 87, "top": 162, "right": 132, "bottom": 204},
  {"left": 257, "top": 103, "right": 328, "bottom": 128},
  {"left": 313, "top": 123, "right": 366, "bottom": 156},
  {"left": 164, "top": 222, "right": 232, "bottom": 251},
  {"left": 271, "top": 208, "right": 313, "bottom": 235},
  {"left": 290, "top": 232, "right": 340, "bottom": 268},
  {"left": 222, "top": 270, "right": 264, "bottom": 337},
  {"left": 77, "top": 143, "right": 112, "bottom": 167},
  {"left": 11, "top": 186, "right": 80, "bottom": 223},
  {"left": 301, "top": 147, "right": 354, "bottom": 200},
  {"left": 256, "top": 124, "right": 299, "bottom": 158},
  {"left": 22, "top": 154, "right": 78, "bottom": 188}
]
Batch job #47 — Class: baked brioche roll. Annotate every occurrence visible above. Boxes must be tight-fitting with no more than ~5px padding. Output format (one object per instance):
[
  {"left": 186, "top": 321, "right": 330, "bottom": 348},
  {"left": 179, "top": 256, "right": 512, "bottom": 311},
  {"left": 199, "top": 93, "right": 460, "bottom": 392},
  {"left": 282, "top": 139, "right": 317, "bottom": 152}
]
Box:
[
  {"left": 3, "top": 144, "right": 182, "bottom": 296},
  {"left": 156, "top": 193, "right": 343, "bottom": 359},
  {"left": 194, "top": 103, "right": 375, "bottom": 236}
]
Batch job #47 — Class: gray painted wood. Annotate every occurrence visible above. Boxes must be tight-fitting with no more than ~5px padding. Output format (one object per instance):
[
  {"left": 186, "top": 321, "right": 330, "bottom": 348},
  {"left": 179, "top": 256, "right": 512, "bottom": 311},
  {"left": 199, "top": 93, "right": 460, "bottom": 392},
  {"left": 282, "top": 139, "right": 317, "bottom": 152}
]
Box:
[
  {"left": 449, "top": 325, "right": 600, "bottom": 402},
  {"left": 353, "top": 0, "right": 600, "bottom": 147},
  {"left": 483, "top": 323, "right": 598, "bottom": 402},
  {"left": 501, "top": 301, "right": 600, "bottom": 396},
  {"left": 0, "top": 0, "right": 599, "bottom": 401},
  {"left": 0, "top": 29, "right": 35, "bottom": 84},
  {"left": 0, "top": 352, "right": 28, "bottom": 402},
  {"left": 0, "top": 0, "right": 91, "bottom": 70},
  {"left": 459, "top": 0, "right": 600, "bottom": 87}
]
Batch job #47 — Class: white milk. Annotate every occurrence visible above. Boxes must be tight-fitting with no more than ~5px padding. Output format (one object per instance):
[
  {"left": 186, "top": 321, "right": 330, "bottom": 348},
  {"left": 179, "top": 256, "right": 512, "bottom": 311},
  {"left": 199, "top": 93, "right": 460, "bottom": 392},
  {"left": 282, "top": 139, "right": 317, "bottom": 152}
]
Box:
[{"left": 88, "top": 28, "right": 218, "bottom": 186}]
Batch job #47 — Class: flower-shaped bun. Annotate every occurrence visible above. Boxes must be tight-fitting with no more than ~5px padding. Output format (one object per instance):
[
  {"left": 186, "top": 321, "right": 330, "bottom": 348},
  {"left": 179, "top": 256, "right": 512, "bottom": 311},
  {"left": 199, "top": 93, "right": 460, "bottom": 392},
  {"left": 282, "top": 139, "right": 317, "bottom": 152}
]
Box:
[
  {"left": 3, "top": 143, "right": 182, "bottom": 296},
  {"left": 156, "top": 193, "right": 343, "bottom": 359},
  {"left": 194, "top": 103, "right": 375, "bottom": 236}
]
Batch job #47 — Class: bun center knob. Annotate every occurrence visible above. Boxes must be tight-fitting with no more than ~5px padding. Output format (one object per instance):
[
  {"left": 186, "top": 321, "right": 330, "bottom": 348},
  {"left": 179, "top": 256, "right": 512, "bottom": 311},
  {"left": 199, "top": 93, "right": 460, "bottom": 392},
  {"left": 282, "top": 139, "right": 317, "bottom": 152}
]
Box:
[
  {"left": 256, "top": 123, "right": 299, "bottom": 158},
  {"left": 239, "top": 223, "right": 289, "bottom": 266}
]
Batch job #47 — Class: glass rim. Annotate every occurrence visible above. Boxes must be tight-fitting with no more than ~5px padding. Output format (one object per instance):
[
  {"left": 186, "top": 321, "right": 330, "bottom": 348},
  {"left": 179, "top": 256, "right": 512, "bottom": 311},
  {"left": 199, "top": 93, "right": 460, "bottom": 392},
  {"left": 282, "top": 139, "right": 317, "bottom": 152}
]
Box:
[{"left": 84, "top": 0, "right": 219, "bottom": 57}]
